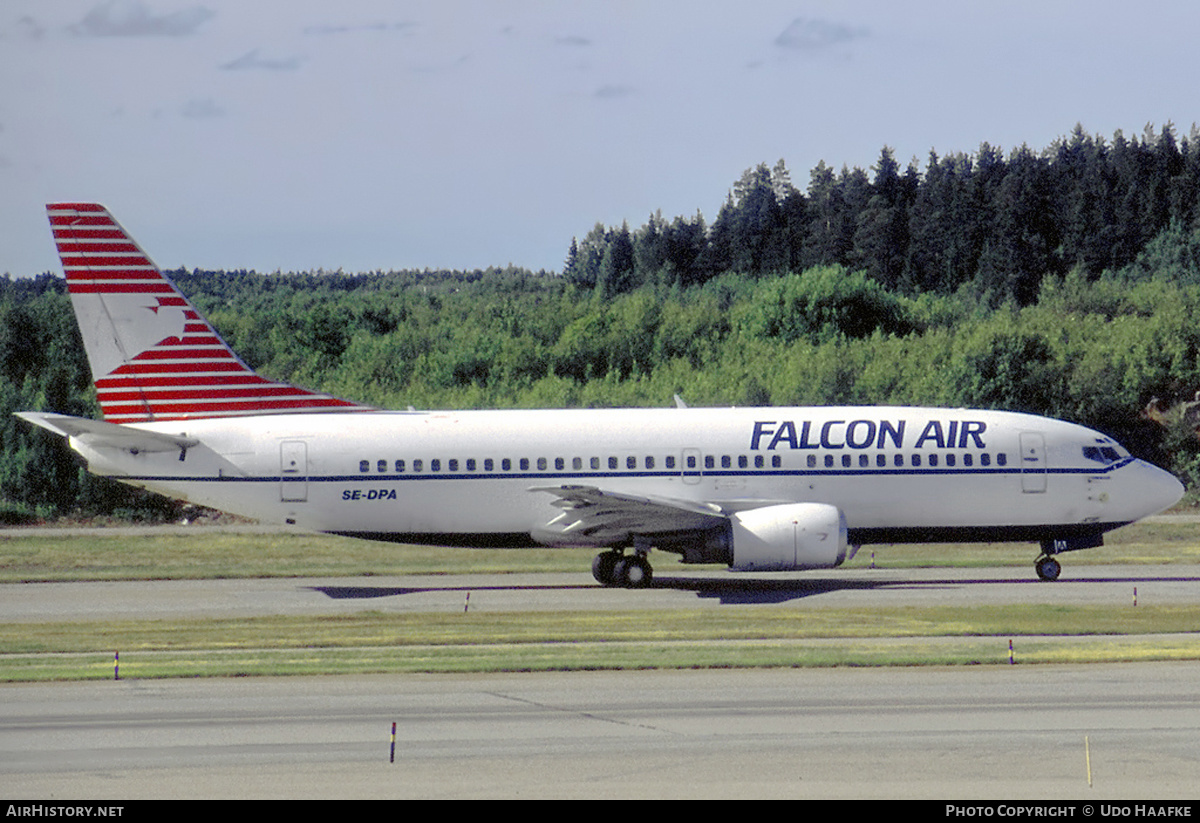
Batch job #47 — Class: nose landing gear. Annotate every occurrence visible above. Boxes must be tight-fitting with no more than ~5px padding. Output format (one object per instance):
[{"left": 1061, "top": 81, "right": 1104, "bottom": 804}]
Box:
[
  {"left": 1034, "top": 554, "right": 1061, "bottom": 581},
  {"left": 1034, "top": 534, "right": 1103, "bottom": 581}
]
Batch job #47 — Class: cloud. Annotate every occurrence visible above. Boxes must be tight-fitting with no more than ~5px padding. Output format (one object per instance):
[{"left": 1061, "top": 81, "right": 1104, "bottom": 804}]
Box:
[
  {"left": 594, "top": 84, "right": 635, "bottom": 100},
  {"left": 555, "top": 35, "right": 592, "bottom": 48},
  {"left": 774, "top": 18, "right": 869, "bottom": 52},
  {"left": 220, "top": 49, "right": 304, "bottom": 71},
  {"left": 303, "top": 22, "right": 417, "bottom": 37},
  {"left": 69, "top": 1, "right": 215, "bottom": 38},
  {"left": 181, "top": 97, "right": 224, "bottom": 118},
  {"left": 16, "top": 15, "right": 48, "bottom": 40}
]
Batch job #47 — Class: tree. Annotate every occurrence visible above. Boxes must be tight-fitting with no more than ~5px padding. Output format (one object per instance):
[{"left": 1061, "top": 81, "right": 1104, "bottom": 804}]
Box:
[
  {"left": 663, "top": 212, "right": 709, "bottom": 287},
  {"left": 851, "top": 147, "right": 914, "bottom": 289},
  {"left": 633, "top": 211, "right": 669, "bottom": 285},
  {"left": 595, "top": 222, "right": 635, "bottom": 297}
]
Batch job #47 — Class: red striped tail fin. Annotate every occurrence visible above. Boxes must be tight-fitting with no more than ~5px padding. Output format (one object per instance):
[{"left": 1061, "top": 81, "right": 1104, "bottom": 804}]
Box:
[{"left": 47, "top": 202, "right": 373, "bottom": 423}]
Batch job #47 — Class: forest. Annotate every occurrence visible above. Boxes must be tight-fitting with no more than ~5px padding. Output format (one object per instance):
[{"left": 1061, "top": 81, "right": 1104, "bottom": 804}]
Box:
[{"left": 4, "top": 124, "right": 1200, "bottom": 522}]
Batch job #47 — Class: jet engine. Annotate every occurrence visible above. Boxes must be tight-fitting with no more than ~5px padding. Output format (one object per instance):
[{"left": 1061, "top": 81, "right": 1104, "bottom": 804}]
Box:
[{"left": 725, "top": 503, "right": 848, "bottom": 571}]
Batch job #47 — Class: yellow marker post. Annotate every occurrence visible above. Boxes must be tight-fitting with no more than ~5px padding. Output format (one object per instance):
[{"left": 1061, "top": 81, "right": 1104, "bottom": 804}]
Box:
[{"left": 1085, "top": 735, "right": 1092, "bottom": 788}]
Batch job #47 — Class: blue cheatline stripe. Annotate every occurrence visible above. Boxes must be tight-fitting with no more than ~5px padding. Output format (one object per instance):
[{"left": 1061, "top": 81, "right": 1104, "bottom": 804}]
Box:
[{"left": 120, "top": 461, "right": 1127, "bottom": 485}]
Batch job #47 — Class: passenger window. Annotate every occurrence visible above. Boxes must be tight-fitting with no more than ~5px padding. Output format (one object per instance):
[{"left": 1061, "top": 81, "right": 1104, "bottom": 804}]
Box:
[
  {"left": 772, "top": 455, "right": 781, "bottom": 468},
  {"left": 807, "top": 454, "right": 817, "bottom": 468},
  {"left": 946, "top": 454, "right": 956, "bottom": 467},
  {"left": 591, "top": 457, "right": 600, "bottom": 470},
  {"left": 755, "top": 455, "right": 765, "bottom": 468},
  {"left": 665, "top": 455, "right": 676, "bottom": 469},
  {"left": 825, "top": 454, "right": 834, "bottom": 468},
  {"left": 484, "top": 458, "right": 494, "bottom": 471},
  {"left": 627, "top": 456, "right": 637, "bottom": 470},
  {"left": 413, "top": 459, "right": 423, "bottom": 472},
  {"left": 705, "top": 455, "right": 715, "bottom": 469},
  {"left": 395, "top": 460, "right": 405, "bottom": 472},
  {"left": 377, "top": 459, "right": 387, "bottom": 473},
  {"left": 537, "top": 458, "right": 546, "bottom": 470},
  {"left": 448, "top": 459, "right": 458, "bottom": 471},
  {"left": 573, "top": 457, "right": 582, "bottom": 470},
  {"left": 894, "top": 454, "right": 904, "bottom": 467},
  {"left": 431, "top": 459, "right": 441, "bottom": 472},
  {"left": 997, "top": 453, "right": 1007, "bottom": 467},
  {"left": 842, "top": 454, "right": 852, "bottom": 468},
  {"left": 466, "top": 458, "right": 476, "bottom": 471},
  {"left": 928, "top": 454, "right": 939, "bottom": 467},
  {"left": 980, "top": 453, "right": 990, "bottom": 467},
  {"left": 912, "top": 454, "right": 921, "bottom": 467},
  {"left": 721, "top": 455, "right": 731, "bottom": 469},
  {"left": 876, "top": 454, "right": 886, "bottom": 468},
  {"left": 554, "top": 457, "right": 564, "bottom": 470},
  {"left": 359, "top": 460, "right": 370, "bottom": 473},
  {"left": 520, "top": 458, "right": 529, "bottom": 470},
  {"left": 963, "top": 454, "right": 973, "bottom": 467},
  {"left": 645, "top": 456, "right": 655, "bottom": 470}
]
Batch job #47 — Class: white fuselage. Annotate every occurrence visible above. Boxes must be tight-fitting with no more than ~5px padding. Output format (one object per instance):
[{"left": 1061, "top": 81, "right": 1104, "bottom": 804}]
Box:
[{"left": 71, "top": 405, "right": 1183, "bottom": 550}]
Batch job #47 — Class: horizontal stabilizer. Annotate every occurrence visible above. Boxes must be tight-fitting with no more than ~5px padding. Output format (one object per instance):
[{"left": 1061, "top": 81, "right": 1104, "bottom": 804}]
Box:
[{"left": 15, "top": 412, "right": 199, "bottom": 454}]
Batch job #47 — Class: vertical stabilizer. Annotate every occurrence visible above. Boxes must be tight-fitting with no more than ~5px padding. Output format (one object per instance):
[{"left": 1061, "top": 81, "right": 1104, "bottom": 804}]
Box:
[{"left": 47, "top": 202, "right": 372, "bottom": 422}]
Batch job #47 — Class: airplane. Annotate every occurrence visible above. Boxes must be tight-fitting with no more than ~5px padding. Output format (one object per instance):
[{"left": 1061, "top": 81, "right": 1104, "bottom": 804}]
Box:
[{"left": 17, "top": 202, "right": 1185, "bottom": 586}]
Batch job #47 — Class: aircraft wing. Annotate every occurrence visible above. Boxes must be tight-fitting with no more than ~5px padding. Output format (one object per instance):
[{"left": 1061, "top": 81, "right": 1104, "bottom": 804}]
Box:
[
  {"left": 16, "top": 412, "right": 199, "bottom": 455},
  {"left": 530, "top": 484, "right": 727, "bottom": 547}
]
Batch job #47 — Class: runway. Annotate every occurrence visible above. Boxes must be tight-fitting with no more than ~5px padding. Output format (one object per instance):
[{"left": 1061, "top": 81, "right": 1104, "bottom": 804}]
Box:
[{"left": 4, "top": 664, "right": 1200, "bottom": 799}]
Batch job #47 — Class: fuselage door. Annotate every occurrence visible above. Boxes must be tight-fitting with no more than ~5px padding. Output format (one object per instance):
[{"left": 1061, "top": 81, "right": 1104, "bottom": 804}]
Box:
[
  {"left": 280, "top": 440, "right": 309, "bottom": 502},
  {"left": 1019, "top": 432, "right": 1047, "bottom": 493},
  {"left": 682, "top": 448, "right": 702, "bottom": 485}
]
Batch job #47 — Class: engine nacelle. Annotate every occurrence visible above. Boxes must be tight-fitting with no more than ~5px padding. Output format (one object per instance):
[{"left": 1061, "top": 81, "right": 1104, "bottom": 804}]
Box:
[{"left": 727, "top": 503, "right": 848, "bottom": 571}]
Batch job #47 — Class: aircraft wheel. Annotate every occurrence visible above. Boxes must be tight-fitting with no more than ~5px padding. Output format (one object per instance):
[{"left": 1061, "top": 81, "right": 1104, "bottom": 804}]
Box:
[
  {"left": 1035, "top": 555, "right": 1061, "bottom": 581},
  {"left": 592, "top": 551, "right": 621, "bottom": 586},
  {"left": 614, "top": 556, "right": 653, "bottom": 589}
]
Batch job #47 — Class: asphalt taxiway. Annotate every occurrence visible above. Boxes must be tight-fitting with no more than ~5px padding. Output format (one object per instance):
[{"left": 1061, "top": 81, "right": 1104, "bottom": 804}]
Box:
[{"left": 1, "top": 564, "right": 1198, "bottom": 621}]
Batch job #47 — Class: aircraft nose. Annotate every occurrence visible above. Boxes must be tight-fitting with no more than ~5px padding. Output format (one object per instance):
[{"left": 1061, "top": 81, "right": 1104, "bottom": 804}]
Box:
[{"left": 1129, "top": 460, "right": 1185, "bottom": 518}]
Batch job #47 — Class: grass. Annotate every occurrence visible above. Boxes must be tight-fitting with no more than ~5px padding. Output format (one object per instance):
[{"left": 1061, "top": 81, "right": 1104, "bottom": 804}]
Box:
[
  {"left": 5, "top": 604, "right": 1200, "bottom": 652},
  {"left": 0, "top": 529, "right": 592, "bottom": 582},
  {"left": 4, "top": 606, "right": 1200, "bottom": 681},
  {"left": 1, "top": 520, "right": 1199, "bottom": 680}
]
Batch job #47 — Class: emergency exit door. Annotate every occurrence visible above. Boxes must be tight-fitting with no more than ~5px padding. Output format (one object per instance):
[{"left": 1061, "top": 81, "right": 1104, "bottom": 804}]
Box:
[
  {"left": 280, "top": 440, "right": 308, "bottom": 502},
  {"left": 1019, "top": 432, "right": 1047, "bottom": 493}
]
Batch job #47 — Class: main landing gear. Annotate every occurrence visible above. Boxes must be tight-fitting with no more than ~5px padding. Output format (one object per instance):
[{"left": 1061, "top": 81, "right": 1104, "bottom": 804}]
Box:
[
  {"left": 592, "top": 549, "right": 653, "bottom": 588},
  {"left": 1034, "top": 554, "right": 1062, "bottom": 581}
]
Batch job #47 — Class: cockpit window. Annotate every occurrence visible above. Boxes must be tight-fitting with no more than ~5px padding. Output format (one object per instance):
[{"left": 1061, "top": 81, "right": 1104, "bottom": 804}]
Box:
[{"left": 1082, "top": 445, "right": 1124, "bottom": 465}]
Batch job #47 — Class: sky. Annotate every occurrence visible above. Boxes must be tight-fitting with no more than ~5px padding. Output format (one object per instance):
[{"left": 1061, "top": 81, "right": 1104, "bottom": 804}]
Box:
[{"left": 1, "top": 0, "right": 1197, "bottom": 277}]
